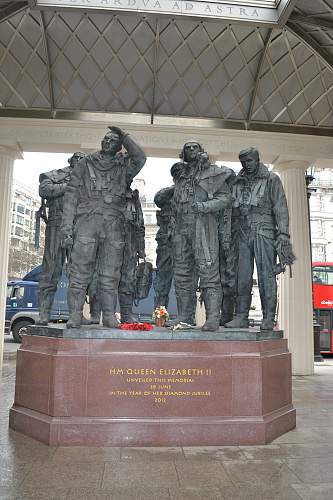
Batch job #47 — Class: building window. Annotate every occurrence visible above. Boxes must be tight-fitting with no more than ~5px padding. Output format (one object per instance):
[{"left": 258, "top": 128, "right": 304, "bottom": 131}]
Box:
[
  {"left": 318, "top": 220, "right": 325, "bottom": 238},
  {"left": 16, "top": 205, "right": 25, "bottom": 214},
  {"left": 16, "top": 215, "right": 24, "bottom": 225},
  {"left": 15, "top": 226, "right": 23, "bottom": 237},
  {"left": 25, "top": 209, "right": 31, "bottom": 216}
]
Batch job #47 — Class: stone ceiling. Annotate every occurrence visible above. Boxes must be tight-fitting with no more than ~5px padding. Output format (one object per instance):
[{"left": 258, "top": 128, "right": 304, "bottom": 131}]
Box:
[{"left": 1, "top": 0, "right": 333, "bottom": 134}]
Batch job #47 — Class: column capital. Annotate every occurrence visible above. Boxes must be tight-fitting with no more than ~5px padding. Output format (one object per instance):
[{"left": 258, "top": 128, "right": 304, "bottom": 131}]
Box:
[
  {"left": 273, "top": 159, "right": 313, "bottom": 174},
  {"left": 0, "top": 144, "right": 23, "bottom": 161}
]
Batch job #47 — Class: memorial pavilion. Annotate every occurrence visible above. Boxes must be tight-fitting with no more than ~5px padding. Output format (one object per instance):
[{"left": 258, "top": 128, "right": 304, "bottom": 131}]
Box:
[{"left": 1, "top": 0, "right": 333, "bottom": 375}]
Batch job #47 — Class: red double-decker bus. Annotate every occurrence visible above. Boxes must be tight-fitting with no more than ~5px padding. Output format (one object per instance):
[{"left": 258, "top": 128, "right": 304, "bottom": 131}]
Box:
[{"left": 313, "top": 262, "right": 333, "bottom": 354}]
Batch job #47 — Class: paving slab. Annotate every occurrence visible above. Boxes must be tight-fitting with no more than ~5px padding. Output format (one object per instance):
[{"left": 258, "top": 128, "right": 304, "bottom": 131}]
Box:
[
  {"left": 120, "top": 446, "right": 184, "bottom": 462},
  {"left": 169, "top": 487, "right": 223, "bottom": 500},
  {"left": 175, "top": 461, "right": 231, "bottom": 488},
  {"left": 67, "top": 486, "right": 171, "bottom": 500},
  {"left": 21, "top": 462, "right": 104, "bottom": 489},
  {"left": 102, "top": 461, "right": 179, "bottom": 489},
  {"left": 292, "top": 483, "right": 333, "bottom": 500}
]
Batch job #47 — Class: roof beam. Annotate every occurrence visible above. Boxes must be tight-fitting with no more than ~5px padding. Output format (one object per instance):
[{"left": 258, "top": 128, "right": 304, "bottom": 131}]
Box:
[
  {"left": 39, "top": 10, "right": 55, "bottom": 116},
  {"left": 247, "top": 28, "right": 274, "bottom": 125},
  {"left": 289, "top": 14, "right": 333, "bottom": 31},
  {"left": 2, "top": 108, "right": 333, "bottom": 138},
  {"left": 286, "top": 22, "right": 333, "bottom": 74},
  {"left": 150, "top": 19, "right": 160, "bottom": 126},
  {"left": 277, "top": 0, "right": 299, "bottom": 27},
  {"left": 0, "top": 2, "right": 28, "bottom": 23}
]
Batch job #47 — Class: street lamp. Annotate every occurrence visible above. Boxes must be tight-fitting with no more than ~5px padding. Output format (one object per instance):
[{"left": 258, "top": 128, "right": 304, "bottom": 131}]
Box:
[
  {"left": 305, "top": 169, "right": 323, "bottom": 363},
  {"left": 324, "top": 241, "right": 332, "bottom": 263}
]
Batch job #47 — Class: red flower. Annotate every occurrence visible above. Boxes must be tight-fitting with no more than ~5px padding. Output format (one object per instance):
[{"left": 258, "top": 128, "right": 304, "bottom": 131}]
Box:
[{"left": 120, "top": 322, "right": 154, "bottom": 331}]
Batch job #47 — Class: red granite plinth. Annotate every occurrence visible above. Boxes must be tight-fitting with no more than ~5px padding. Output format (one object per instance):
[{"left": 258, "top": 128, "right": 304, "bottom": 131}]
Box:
[{"left": 9, "top": 335, "right": 296, "bottom": 446}]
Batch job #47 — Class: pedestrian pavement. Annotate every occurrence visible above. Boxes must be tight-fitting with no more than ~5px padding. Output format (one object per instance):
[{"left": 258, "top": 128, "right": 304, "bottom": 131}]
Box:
[
  {"left": 2, "top": 337, "right": 20, "bottom": 361},
  {"left": 0, "top": 356, "right": 333, "bottom": 499}
]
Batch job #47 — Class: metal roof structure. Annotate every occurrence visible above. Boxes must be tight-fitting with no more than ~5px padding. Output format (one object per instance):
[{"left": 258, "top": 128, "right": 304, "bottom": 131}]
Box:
[{"left": 1, "top": 0, "right": 333, "bottom": 135}]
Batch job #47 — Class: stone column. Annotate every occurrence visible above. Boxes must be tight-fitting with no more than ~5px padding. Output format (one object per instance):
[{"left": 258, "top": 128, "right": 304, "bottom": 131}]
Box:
[
  {"left": 0, "top": 147, "right": 18, "bottom": 371},
  {"left": 275, "top": 161, "right": 314, "bottom": 376}
]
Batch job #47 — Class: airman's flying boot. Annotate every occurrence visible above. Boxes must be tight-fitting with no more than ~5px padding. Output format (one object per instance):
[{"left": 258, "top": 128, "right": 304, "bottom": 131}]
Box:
[
  {"left": 202, "top": 288, "right": 221, "bottom": 332},
  {"left": 225, "top": 294, "right": 251, "bottom": 328}
]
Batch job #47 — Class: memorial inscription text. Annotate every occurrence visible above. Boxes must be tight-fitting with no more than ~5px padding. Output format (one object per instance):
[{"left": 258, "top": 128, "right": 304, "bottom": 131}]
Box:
[{"left": 109, "top": 366, "right": 213, "bottom": 404}]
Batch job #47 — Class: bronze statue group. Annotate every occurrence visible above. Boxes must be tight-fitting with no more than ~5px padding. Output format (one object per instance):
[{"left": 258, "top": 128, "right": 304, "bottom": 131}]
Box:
[{"left": 37, "top": 127, "right": 295, "bottom": 333}]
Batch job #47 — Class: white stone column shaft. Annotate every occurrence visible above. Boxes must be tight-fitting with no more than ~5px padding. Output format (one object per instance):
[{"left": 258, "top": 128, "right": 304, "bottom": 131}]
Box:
[
  {"left": 276, "top": 161, "right": 314, "bottom": 376},
  {"left": 0, "top": 148, "right": 15, "bottom": 372}
]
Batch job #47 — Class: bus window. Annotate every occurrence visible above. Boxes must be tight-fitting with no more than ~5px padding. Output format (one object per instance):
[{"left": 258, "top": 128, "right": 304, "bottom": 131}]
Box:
[
  {"left": 318, "top": 310, "right": 332, "bottom": 352},
  {"left": 318, "top": 310, "right": 331, "bottom": 331},
  {"left": 312, "top": 266, "right": 333, "bottom": 285}
]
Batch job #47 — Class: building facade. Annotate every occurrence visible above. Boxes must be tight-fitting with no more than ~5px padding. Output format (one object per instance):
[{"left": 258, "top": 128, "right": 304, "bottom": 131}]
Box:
[
  {"left": 8, "top": 180, "right": 44, "bottom": 280},
  {"left": 310, "top": 169, "right": 333, "bottom": 263}
]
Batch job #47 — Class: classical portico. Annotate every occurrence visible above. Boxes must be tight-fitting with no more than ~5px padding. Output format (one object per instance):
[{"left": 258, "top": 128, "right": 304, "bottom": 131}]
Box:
[{"left": 1, "top": 0, "right": 333, "bottom": 374}]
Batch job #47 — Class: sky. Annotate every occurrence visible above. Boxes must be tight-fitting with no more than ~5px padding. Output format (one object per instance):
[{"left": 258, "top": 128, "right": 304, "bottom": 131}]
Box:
[{"left": 14, "top": 152, "right": 239, "bottom": 200}]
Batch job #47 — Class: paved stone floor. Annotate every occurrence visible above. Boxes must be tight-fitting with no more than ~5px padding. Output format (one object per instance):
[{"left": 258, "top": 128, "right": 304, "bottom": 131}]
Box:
[
  {"left": 3, "top": 338, "right": 19, "bottom": 361},
  {"left": 1, "top": 358, "right": 333, "bottom": 500}
]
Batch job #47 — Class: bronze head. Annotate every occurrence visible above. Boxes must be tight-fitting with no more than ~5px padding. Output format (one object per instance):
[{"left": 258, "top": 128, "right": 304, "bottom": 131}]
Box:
[
  {"left": 180, "top": 141, "right": 204, "bottom": 163},
  {"left": 101, "top": 130, "right": 122, "bottom": 155},
  {"left": 68, "top": 152, "right": 85, "bottom": 168},
  {"left": 239, "top": 147, "right": 260, "bottom": 175}
]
